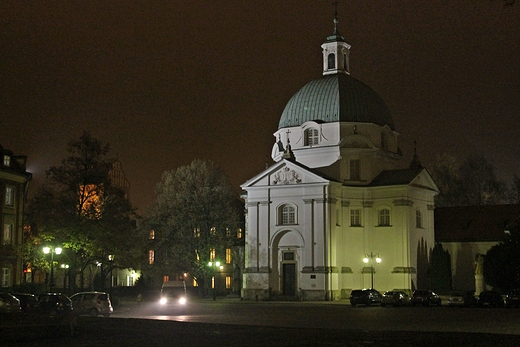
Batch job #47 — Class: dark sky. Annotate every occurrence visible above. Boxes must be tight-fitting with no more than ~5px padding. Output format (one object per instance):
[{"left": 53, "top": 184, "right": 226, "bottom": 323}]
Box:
[{"left": 2, "top": 1, "right": 519, "bottom": 212}]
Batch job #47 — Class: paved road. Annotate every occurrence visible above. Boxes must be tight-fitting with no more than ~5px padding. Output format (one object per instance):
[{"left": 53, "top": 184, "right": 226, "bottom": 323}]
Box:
[
  {"left": 5, "top": 299, "right": 520, "bottom": 346},
  {"left": 113, "top": 298, "right": 520, "bottom": 335}
]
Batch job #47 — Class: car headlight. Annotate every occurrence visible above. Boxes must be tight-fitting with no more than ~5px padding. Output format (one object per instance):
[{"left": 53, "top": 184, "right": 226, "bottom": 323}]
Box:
[
  {"left": 160, "top": 298, "right": 167, "bottom": 305},
  {"left": 179, "top": 297, "right": 187, "bottom": 305}
]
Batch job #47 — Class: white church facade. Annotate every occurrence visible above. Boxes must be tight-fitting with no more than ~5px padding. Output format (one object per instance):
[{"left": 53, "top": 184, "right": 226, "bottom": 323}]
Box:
[{"left": 241, "top": 17, "right": 439, "bottom": 301}]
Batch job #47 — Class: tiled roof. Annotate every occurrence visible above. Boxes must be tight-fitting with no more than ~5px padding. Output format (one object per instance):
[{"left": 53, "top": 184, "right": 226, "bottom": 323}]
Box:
[
  {"left": 435, "top": 205, "right": 520, "bottom": 242},
  {"left": 365, "top": 168, "right": 424, "bottom": 187}
]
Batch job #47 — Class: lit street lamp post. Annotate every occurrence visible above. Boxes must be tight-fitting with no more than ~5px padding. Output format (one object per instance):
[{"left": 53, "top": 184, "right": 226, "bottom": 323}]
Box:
[
  {"left": 108, "top": 254, "right": 115, "bottom": 297},
  {"left": 363, "top": 252, "right": 382, "bottom": 289},
  {"left": 208, "top": 261, "right": 222, "bottom": 301},
  {"left": 43, "top": 246, "right": 62, "bottom": 293}
]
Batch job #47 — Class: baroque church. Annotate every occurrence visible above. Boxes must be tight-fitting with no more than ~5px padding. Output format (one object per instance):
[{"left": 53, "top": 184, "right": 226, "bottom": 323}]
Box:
[{"left": 241, "top": 16, "right": 439, "bottom": 301}]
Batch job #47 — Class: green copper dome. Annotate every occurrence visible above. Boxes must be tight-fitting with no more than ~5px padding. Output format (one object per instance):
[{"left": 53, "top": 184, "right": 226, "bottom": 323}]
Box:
[{"left": 278, "top": 73, "right": 394, "bottom": 130}]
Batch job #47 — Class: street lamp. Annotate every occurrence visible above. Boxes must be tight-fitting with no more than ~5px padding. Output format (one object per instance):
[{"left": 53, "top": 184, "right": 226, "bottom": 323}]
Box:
[
  {"left": 43, "top": 246, "right": 62, "bottom": 293},
  {"left": 363, "top": 252, "right": 382, "bottom": 289},
  {"left": 208, "top": 261, "right": 222, "bottom": 301}
]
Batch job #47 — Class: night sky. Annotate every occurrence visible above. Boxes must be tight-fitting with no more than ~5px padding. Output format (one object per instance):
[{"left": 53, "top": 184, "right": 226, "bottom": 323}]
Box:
[{"left": 2, "top": 1, "right": 519, "bottom": 212}]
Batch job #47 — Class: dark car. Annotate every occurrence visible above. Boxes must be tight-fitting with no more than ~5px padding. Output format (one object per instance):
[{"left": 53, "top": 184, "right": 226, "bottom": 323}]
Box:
[
  {"left": 0, "top": 292, "right": 21, "bottom": 313},
  {"left": 477, "top": 291, "right": 504, "bottom": 307},
  {"left": 381, "top": 291, "right": 410, "bottom": 307},
  {"left": 11, "top": 293, "right": 40, "bottom": 312},
  {"left": 38, "top": 293, "right": 73, "bottom": 315},
  {"left": 349, "top": 289, "right": 382, "bottom": 306},
  {"left": 410, "top": 289, "right": 442, "bottom": 307},
  {"left": 447, "top": 291, "right": 477, "bottom": 307},
  {"left": 505, "top": 290, "right": 520, "bottom": 308}
]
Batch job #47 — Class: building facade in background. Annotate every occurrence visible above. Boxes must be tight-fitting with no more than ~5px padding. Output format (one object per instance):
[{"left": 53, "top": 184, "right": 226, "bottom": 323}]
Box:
[
  {"left": 241, "top": 17, "right": 439, "bottom": 300},
  {"left": 435, "top": 205, "right": 520, "bottom": 294},
  {"left": 0, "top": 145, "right": 32, "bottom": 288}
]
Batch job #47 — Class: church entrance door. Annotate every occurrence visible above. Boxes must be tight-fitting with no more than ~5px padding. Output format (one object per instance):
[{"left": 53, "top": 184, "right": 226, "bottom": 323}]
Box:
[{"left": 282, "top": 263, "right": 296, "bottom": 296}]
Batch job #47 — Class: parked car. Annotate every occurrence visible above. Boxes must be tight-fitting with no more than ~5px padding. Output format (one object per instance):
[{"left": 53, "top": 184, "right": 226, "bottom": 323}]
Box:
[
  {"left": 11, "top": 293, "right": 40, "bottom": 312},
  {"left": 38, "top": 293, "right": 73, "bottom": 316},
  {"left": 447, "top": 291, "right": 477, "bottom": 307},
  {"left": 70, "top": 291, "right": 113, "bottom": 317},
  {"left": 0, "top": 292, "right": 21, "bottom": 313},
  {"left": 349, "top": 289, "right": 382, "bottom": 306},
  {"left": 381, "top": 291, "right": 410, "bottom": 307},
  {"left": 410, "top": 289, "right": 442, "bottom": 307},
  {"left": 477, "top": 291, "right": 504, "bottom": 307},
  {"left": 505, "top": 289, "right": 520, "bottom": 308}
]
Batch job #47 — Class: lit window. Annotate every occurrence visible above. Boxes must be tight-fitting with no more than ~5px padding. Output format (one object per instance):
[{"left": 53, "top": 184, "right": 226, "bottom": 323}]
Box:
[
  {"left": 226, "top": 276, "right": 232, "bottom": 289},
  {"left": 5, "top": 187, "right": 14, "bottom": 206},
  {"left": 210, "top": 249, "right": 216, "bottom": 261},
  {"left": 350, "top": 160, "right": 360, "bottom": 181},
  {"left": 3, "top": 224, "right": 13, "bottom": 245},
  {"left": 149, "top": 230, "right": 155, "bottom": 240},
  {"left": 237, "top": 228, "right": 242, "bottom": 239},
  {"left": 78, "top": 184, "right": 102, "bottom": 219},
  {"left": 416, "top": 210, "right": 423, "bottom": 228},
  {"left": 3, "top": 155, "right": 10, "bottom": 166},
  {"left": 194, "top": 228, "right": 200, "bottom": 237},
  {"left": 281, "top": 205, "right": 296, "bottom": 225},
  {"left": 305, "top": 128, "right": 319, "bottom": 146},
  {"left": 163, "top": 275, "right": 169, "bottom": 283},
  {"left": 148, "top": 250, "right": 154, "bottom": 265},
  {"left": 350, "top": 209, "right": 361, "bottom": 227},
  {"left": 225, "top": 248, "right": 232, "bottom": 264},
  {"left": 379, "top": 209, "right": 391, "bottom": 226},
  {"left": 210, "top": 227, "right": 216, "bottom": 235}
]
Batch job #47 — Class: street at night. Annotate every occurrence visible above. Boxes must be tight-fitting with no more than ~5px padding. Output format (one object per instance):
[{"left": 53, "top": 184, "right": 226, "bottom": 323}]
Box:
[{"left": 7, "top": 299, "right": 520, "bottom": 346}]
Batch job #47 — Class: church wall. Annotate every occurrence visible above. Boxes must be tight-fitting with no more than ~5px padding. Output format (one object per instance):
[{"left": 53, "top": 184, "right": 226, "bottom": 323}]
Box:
[
  {"left": 329, "top": 184, "right": 436, "bottom": 296},
  {"left": 243, "top": 176, "right": 334, "bottom": 300}
]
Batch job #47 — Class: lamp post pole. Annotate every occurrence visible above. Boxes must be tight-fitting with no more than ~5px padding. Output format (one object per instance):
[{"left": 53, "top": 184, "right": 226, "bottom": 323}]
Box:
[
  {"left": 108, "top": 255, "right": 115, "bottom": 297},
  {"left": 61, "top": 264, "right": 69, "bottom": 295},
  {"left": 43, "top": 246, "right": 62, "bottom": 293},
  {"left": 363, "top": 252, "right": 382, "bottom": 289}
]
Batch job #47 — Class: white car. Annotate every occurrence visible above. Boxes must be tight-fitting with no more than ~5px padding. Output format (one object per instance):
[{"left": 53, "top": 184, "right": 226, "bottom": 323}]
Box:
[{"left": 70, "top": 291, "right": 113, "bottom": 317}]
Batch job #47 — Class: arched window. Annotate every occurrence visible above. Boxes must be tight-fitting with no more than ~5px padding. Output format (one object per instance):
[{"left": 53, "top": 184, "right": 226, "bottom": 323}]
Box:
[
  {"left": 305, "top": 128, "right": 319, "bottom": 146},
  {"left": 350, "top": 209, "right": 361, "bottom": 226},
  {"left": 378, "top": 209, "right": 391, "bottom": 226},
  {"left": 327, "top": 53, "right": 336, "bottom": 70},
  {"left": 416, "top": 210, "right": 423, "bottom": 228},
  {"left": 279, "top": 204, "right": 296, "bottom": 225}
]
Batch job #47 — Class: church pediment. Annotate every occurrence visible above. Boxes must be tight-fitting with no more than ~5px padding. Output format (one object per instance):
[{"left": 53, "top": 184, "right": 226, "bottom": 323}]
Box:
[
  {"left": 272, "top": 166, "right": 302, "bottom": 185},
  {"left": 241, "top": 160, "right": 330, "bottom": 188},
  {"left": 410, "top": 169, "right": 439, "bottom": 192}
]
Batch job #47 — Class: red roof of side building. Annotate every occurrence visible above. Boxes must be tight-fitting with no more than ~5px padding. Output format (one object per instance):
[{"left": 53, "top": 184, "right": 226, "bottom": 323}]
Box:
[{"left": 435, "top": 205, "right": 520, "bottom": 243}]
